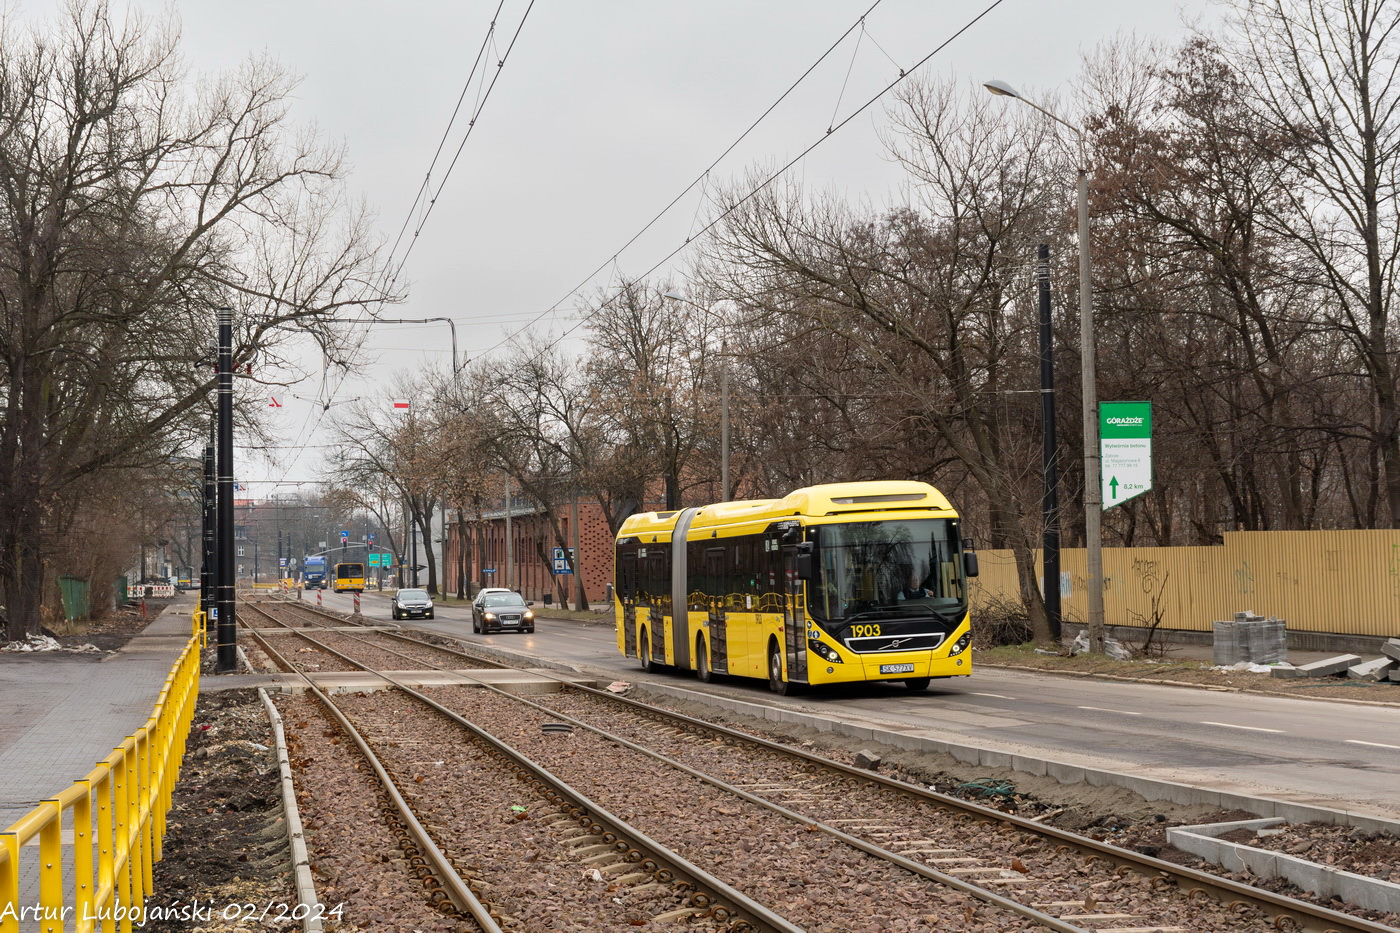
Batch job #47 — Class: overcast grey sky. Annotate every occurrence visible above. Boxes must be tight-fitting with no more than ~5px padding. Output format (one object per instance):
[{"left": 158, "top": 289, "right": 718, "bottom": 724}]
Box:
[{"left": 53, "top": 0, "right": 1209, "bottom": 492}]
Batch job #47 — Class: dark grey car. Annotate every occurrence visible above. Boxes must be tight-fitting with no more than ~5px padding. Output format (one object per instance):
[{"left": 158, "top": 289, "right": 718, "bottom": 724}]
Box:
[
  {"left": 391, "top": 588, "right": 434, "bottom": 620},
  {"left": 472, "top": 591, "right": 534, "bottom": 633}
]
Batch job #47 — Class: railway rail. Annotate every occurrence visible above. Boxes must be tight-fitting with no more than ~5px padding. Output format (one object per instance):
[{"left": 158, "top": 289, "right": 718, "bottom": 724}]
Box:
[
  {"left": 244, "top": 600, "right": 805, "bottom": 932},
  {"left": 242, "top": 599, "right": 1396, "bottom": 932}
]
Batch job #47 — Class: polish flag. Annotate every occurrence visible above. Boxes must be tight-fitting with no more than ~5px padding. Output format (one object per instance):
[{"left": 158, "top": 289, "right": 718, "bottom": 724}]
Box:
[
  {"left": 392, "top": 399, "right": 411, "bottom": 411},
  {"left": 269, "top": 396, "right": 283, "bottom": 407}
]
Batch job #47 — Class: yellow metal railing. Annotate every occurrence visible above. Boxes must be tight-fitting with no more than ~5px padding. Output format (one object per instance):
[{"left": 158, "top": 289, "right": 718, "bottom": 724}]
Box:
[{"left": 0, "top": 612, "right": 202, "bottom": 933}]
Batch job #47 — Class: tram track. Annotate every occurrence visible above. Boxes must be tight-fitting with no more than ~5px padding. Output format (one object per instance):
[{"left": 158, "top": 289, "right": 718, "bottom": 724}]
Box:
[
  {"left": 247, "top": 612, "right": 1395, "bottom": 933},
  {"left": 243, "top": 599, "right": 806, "bottom": 932}
]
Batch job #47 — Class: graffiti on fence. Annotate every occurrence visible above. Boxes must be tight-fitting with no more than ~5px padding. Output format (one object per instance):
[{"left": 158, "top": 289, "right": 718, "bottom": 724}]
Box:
[{"left": 1234, "top": 560, "right": 1254, "bottom": 594}]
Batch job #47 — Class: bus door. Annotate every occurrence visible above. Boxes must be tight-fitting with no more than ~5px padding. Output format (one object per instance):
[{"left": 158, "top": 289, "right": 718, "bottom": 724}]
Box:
[
  {"left": 704, "top": 546, "right": 730, "bottom": 674},
  {"left": 781, "top": 544, "right": 807, "bottom": 684}
]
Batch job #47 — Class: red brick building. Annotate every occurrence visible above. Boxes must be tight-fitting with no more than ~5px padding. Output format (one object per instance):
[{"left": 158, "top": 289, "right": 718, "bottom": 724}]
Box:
[{"left": 442, "top": 496, "right": 633, "bottom": 609}]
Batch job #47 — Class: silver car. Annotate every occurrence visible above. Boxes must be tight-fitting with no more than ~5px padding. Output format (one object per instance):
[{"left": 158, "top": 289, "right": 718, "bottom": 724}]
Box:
[{"left": 472, "top": 591, "right": 534, "bottom": 634}]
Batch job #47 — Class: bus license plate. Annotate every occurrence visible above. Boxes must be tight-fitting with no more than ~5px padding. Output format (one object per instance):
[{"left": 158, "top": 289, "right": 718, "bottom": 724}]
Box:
[{"left": 880, "top": 663, "right": 915, "bottom": 674}]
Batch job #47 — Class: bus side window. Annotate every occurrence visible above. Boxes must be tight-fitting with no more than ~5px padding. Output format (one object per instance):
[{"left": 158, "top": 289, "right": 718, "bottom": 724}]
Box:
[
  {"left": 705, "top": 547, "right": 724, "bottom": 603},
  {"left": 618, "top": 550, "right": 636, "bottom": 598}
]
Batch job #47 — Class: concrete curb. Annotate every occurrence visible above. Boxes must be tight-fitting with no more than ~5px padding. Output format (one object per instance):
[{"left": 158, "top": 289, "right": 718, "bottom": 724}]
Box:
[
  {"left": 978, "top": 661, "right": 1400, "bottom": 710},
  {"left": 1168, "top": 818, "right": 1400, "bottom": 914},
  {"left": 259, "top": 688, "right": 323, "bottom": 933},
  {"left": 636, "top": 680, "right": 1400, "bottom": 836}
]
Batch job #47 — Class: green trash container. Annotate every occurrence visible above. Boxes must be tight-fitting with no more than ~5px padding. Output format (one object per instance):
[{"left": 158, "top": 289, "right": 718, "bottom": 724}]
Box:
[
  {"left": 115, "top": 575, "right": 128, "bottom": 607},
  {"left": 59, "top": 575, "right": 90, "bottom": 621}
]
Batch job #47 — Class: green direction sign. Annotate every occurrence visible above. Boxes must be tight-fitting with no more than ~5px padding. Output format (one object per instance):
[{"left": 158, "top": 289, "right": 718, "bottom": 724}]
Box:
[
  {"left": 368, "top": 553, "right": 381, "bottom": 567},
  {"left": 1100, "top": 401, "right": 1152, "bottom": 509}
]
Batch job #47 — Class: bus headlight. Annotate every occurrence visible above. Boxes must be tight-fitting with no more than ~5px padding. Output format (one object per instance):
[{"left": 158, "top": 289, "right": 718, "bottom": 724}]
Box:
[
  {"left": 808, "top": 639, "right": 842, "bottom": 663},
  {"left": 947, "top": 633, "right": 972, "bottom": 656}
]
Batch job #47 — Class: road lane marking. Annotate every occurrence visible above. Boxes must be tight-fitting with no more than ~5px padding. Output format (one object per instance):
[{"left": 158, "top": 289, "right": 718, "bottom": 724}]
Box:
[
  {"left": 970, "top": 692, "right": 1015, "bottom": 699},
  {"left": 1200, "top": 721, "right": 1285, "bottom": 733},
  {"left": 1345, "top": 739, "right": 1400, "bottom": 750},
  {"left": 1077, "top": 705, "right": 1142, "bottom": 716}
]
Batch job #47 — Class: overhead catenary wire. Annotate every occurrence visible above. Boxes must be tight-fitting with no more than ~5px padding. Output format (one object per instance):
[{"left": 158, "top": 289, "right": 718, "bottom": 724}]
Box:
[
  {"left": 269, "top": 0, "right": 874, "bottom": 494},
  {"left": 488, "top": 0, "right": 1012, "bottom": 366},
  {"left": 262, "top": 0, "right": 536, "bottom": 492},
  {"left": 470, "top": 0, "right": 890, "bottom": 347}
]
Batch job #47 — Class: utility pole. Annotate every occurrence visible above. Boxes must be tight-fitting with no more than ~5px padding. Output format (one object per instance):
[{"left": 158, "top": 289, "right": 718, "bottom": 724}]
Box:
[
  {"left": 984, "top": 80, "right": 1104, "bottom": 651},
  {"left": 215, "top": 306, "right": 237, "bottom": 673},
  {"left": 572, "top": 491, "right": 584, "bottom": 610},
  {"left": 1078, "top": 167, "right": 1105, "bottom": 651},
  {"left": 504, "top": 475, "right": 514, "bottom": 590},
  {"left": 1038, "top": 244, "right": 1062, "bottom": 641},
  {"left": 201, "top": 422, "right": 214, "bottom": 627}
]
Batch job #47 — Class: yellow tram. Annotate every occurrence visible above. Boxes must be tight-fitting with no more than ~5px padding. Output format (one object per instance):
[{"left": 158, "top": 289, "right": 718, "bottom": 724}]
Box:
[
  {"left": 333, "top": 561, "right": 366, "bottom": 593},
  {"left": 614, "top": 481, "right": 976, "bottom": 693}
]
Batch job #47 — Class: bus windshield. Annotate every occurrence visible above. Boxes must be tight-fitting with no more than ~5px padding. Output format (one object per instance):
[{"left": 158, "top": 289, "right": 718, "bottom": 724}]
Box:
[
  {"left": 808, "top": 519, "right": 966, "bottom": 623},
  {"left": 337, "top": 563, "right": 364, "bottom": 577}
]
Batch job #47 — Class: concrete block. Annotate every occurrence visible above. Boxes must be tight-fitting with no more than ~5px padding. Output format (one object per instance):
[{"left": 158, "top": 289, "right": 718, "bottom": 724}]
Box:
[
  {"left": 1383, "top": 638, "right": 1400, "bottom": 663},
  {"left": 1270, "top": 665, "right": 1304, "bottom": 679},
  {"left": 1293, "top": 654, "right": 1362, "bottom": 677},
  {"left": 1390, "top": 667, "right": 1400, "bottom": 683},
  {"left": 1169, "top": 818, "right": 1400, "bottom": 914},
  {"left": 1348, "top": 656, "right": 1399, "bottom": 681}
]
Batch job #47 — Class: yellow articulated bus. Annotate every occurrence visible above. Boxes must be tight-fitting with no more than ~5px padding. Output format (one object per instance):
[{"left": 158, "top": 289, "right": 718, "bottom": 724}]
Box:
[
  {"left": 333, "top": 561, "right": 366, "bottom": 593},
  {"left": 614, "top": 480, "right": 977, "bottom": 694}
]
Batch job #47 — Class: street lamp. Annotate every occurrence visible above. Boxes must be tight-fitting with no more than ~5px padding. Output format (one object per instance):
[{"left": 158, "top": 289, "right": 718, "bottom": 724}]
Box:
[
  {"left": 984, "top": 79, "right": 1105, "bottom": 650},
  {"left": 663, "top": 291, "right": 730, "bottom": 502}
]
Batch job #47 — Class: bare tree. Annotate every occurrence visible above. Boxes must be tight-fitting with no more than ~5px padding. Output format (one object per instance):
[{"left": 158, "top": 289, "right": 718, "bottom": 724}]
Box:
[
  {"left": 703, "top": 78, "right": 1066, "bottom": 645},
  {"left": 0, "top": 2, "right": 396, "bottom": 638},
  {"left": 1220, "top": 0, "right": 1400, "bottom": 525},
  {"left": 582, "top": 278, "right": 718, "bottom": 519}
]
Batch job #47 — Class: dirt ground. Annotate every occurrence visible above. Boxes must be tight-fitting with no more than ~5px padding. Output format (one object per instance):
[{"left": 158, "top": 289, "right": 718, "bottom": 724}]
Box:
[
  {"left": 974, "top": 645, "right": 1400, "bottom": 704},
  {"left": 42, "top": 599, "right": 173, "bottom": 651},
  {"left": 142, "top": 679, "right": 297, "bottom": 932}
]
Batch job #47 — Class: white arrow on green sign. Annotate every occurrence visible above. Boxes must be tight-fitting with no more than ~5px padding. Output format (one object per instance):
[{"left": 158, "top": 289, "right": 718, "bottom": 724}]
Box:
[{"left": 1100, "top": 401, "right": 1152, "bottom": 509}]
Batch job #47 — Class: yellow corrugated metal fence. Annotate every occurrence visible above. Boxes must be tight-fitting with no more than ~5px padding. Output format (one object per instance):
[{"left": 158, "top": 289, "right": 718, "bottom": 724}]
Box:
[{"left": 971, "top": 530, "right": 1400, "bottom": 638}]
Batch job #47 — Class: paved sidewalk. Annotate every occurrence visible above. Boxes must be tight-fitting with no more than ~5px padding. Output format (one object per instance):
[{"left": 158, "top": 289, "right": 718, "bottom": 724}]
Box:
[{"left": 0, "top": 600, "right": 196, "bottom": 828}]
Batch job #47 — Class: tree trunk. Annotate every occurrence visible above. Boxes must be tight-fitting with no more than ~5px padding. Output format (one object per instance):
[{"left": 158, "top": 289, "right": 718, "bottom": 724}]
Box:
[
  {"left": 455, "top": 508, "right": 469, "bottom": 599},
  {"left": 413, "top": 501, "right": 437, "bottom": 595}
]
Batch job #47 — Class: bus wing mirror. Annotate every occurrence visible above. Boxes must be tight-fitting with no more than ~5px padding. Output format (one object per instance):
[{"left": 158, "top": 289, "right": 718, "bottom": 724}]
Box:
[
  {"left": 962, "top": 538, "right": 979, "bottom": 578},
  {"left": 795, "top": 542, "right": 816, "bottom": 581}
]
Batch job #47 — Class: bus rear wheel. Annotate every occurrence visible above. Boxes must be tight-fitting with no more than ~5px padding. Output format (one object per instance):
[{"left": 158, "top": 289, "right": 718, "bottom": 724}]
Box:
[
  {"left": 904, "top": 677, "right": 931, "bottom": 691},
  {"left": 768, "top": 641, "right": 795, "bottom": 695},
  {"left": 639, "top": 632, "right": 659, "bottom": 672},
  {"left": 695, "top": 638, "right": 714, "bottom": 683}
]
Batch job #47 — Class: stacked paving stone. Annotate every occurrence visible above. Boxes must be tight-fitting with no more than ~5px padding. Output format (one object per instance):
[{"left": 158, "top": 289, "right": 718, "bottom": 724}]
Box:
[{"left": 1213, "top": 611, "right": 1287, "bottom": 666}]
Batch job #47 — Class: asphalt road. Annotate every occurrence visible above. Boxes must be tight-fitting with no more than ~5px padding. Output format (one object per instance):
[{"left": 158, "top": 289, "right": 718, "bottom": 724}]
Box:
[{"left": 311, "top": 588, "right": 1400, "bottom": 820}]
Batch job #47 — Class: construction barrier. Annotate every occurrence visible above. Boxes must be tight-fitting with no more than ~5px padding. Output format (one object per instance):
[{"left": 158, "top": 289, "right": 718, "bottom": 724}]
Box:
[
  {"left": 0, "top": 613, "right": 202, "bottom": 932},
  {"left": 971, "top": 529, "right": 1400, "bottom": 638},
  {"left": 126, "top": 584, "right": 174, "bottom": 600}
]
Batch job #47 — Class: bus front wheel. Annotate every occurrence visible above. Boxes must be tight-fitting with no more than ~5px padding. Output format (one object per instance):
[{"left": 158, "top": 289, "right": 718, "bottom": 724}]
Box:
[
  {"left": 768, "top": 641, "right": 795, "bottom": 695},
  {"left": 904, "top": 677, "right": 931, "bottom": 692}
]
